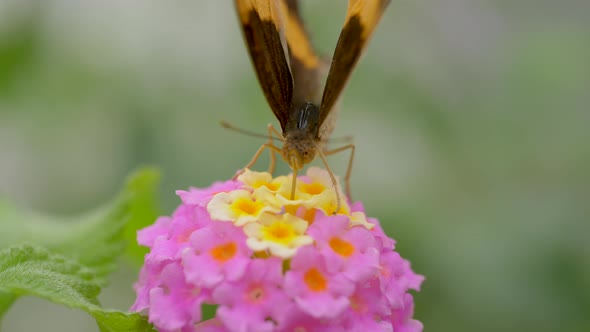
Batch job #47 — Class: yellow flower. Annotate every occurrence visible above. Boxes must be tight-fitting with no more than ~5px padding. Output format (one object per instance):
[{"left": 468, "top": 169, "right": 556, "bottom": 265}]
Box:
[
  {"left": 350, "top": 211, "right": 374, "bottom": 230},
  {"left": 243, "top": 213, "right": 313, "bottom": 259},
  {"left": 207, "top": 189, "right": 280, "bottom": 226},
  {"left": 238, "top": 169, "right": 288, "bottom": 193},
  {"left": 274, "top": 167, "right": 350, "bottom": 216}
]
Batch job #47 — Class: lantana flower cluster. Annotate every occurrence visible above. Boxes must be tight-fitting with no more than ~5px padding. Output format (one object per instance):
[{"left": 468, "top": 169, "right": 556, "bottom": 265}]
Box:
[{"left": 131, "top": 168, "right": 424, "bottom": 332}]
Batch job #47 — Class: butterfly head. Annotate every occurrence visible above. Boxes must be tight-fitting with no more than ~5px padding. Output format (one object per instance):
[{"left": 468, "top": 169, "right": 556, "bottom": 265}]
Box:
[
  {"left": 282, "top": 102, "right": 321, "bottom": 171},
  {"left": 282, "top": 135, "right": 318, "bottom": 172}
]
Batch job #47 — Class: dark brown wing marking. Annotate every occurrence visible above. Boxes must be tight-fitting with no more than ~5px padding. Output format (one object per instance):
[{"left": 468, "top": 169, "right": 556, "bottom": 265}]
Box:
[
  {"left": 235, "top": 0, "right": 294, "bottom": 130},
  {"left": 318, "top": 0, "right": 391, "bottom": 125},
  {"left": 278, "top": 0, "right": 324, "bottom": 107}
]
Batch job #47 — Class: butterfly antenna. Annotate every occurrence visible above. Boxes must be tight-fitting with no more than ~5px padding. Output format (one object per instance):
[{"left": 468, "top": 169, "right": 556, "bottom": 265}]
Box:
[
  {"left": 220, "top": 121, "right": 283, "bottom": 142},
  {"left": 327, "top": 135, "right": 354, "bottom": 144}
]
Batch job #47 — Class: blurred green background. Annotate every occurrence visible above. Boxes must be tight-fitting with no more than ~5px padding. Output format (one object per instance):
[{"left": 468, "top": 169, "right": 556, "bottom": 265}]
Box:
[{"left": 1, "top": 0, "right": 589, "bottom": 331}]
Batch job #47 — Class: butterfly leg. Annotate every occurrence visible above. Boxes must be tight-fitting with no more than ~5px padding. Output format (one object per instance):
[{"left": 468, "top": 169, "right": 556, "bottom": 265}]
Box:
[
  {"left": 266, "top": 124, "right": 283, "bottom": 174},
  {"left": 317, "top": 149, "right": 342, "bottom": 215},
  {"left": 323, "top": 143, "right": 355, "bottom": 201},
  {"left": 233, "top": 140, "right": 282, "bottom": 180}
]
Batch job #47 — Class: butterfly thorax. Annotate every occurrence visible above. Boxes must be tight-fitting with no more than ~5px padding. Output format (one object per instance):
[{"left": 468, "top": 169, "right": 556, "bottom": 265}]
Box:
[{"left": 281, "top": 102, "right": 321, "bottom": 171}]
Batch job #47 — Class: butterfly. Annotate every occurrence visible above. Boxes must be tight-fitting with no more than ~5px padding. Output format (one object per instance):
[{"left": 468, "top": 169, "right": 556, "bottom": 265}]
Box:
[{"left": 233, "top": 0, "right": 390, "bottom": 211}]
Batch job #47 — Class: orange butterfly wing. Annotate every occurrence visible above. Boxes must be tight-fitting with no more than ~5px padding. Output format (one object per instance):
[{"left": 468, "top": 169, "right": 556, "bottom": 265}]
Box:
[
  {"left": 235, "top": 0, "right": 294, "bottom": 131},
  {"left": 319, "top": 0, "right": 391, "bottom": 126}
]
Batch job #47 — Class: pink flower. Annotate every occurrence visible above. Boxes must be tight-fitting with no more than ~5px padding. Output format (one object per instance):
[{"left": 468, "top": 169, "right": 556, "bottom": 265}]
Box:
[
  {"left": 137, "top": 216, "right": 172, "bottom": 248},
  {"left": 213, "top": 258, "right": 290, "bottom": 332},
  {"left": 176, "top": 180, "right": 242, "bottom": 207},
  {"left": 275, "top": 305, "right": 344, "bottom": 332},
  {"left": 338, "top": 279, "right": 393, "bottom": 331},
  {"left": 182, "top": 221, "right": 252, "bottom": 288},
  {"left": 379, "top": 251, "right": 424, "bottom": 309},
  {"left": 284, "top": 245, "right": 355, "bottom": 319},
  {"left": 131, "top": 168, "right": 424, "bottom": 332},
  {"left": 391, "top": 294, "right": 423, "bottom": 332},
  {"left": 130, "top": 259, "right": 167, "bottom": 313},
  {"left": 307, "top": 213, "right": 380, "bottom": 282},
  {"left": 146, "top": 262, "right": 209, "bottom": 331}
]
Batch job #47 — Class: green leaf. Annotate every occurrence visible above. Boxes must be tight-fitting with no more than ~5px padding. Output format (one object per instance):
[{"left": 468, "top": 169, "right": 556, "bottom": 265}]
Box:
[
  {"left": 0, "top": 245, "right": 100, "bottom": 307},
  {"left": 0, "top": 8, "right": 39, "bottom": 95},
  {"left": 0, "top": 290, "right": 16, "bottom": 324},
  {"left": 0, "top": 167, "right": 160, "bottom": 328},
  {"left": 0, "top": 244, "right": 154, "bottom": 332},
  {"left": 94, "top": 310, "right": 156, "bottom": 332},
  {"left": 123, "top": 167, "right": 161, "bottom": 265},
  {"left": 0, "top": 167, "right": 161, "bottom": 284}
]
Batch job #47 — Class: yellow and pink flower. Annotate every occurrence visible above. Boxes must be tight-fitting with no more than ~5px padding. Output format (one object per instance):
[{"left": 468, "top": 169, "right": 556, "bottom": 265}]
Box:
[{"left": 132, "top": 168, "right": 424, "bottom": 332}]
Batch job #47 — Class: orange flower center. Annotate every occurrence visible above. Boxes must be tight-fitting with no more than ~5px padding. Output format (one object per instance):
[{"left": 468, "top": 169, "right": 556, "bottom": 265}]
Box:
[
  {"left": 302, "top": 208, "right": 316, "bottom": 224},
  {"left": 349, "top": 293, "right": 368, "bottom": 313},
  {"left": 253, "top": 181, "right": 279, "bottom": 191},
  {"left": 329, "top": 237, "right": 355, "bottom": 257},
  {"left": 209, "top": 242, "right": 237, "bottom": 262},
  {"left": 176, "top": 228, "right": 194, "bottom": 243},
  {"left": 269, "top": 224, "right": 291, "bottom": 239},
  {"left": 232, "top": 198, "right": 261, "bottom": 216},
  {"left": 247, "top": 284, "right": 265, "bottom": 303},
  {"left": 263, "top": 221, "right": 298, "bottom": 245},
  {"left": 304, "top": 268, "right": 327, "bottom": 292},
  {"left": 300, "top": 182, "right": 325, "bottom": 195}
]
